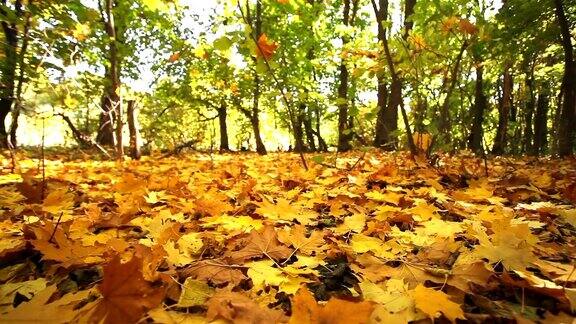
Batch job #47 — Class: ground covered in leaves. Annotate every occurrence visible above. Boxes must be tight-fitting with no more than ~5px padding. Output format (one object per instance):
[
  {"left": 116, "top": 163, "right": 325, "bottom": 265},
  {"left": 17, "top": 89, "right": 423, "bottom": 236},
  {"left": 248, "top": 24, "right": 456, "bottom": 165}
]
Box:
[{"left": 1, "top": 150, "right": 576, "bottom": 323}]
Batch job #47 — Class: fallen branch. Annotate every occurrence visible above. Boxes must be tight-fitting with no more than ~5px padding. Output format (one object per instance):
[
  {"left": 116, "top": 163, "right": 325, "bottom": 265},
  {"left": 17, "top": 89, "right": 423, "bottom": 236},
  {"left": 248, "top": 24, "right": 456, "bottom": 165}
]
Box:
[
  {"left": 56, "top": 113, "right": 111, "bottom": 159},
  {"left": 162, "top": 139, "right": 200, "bottom": 158}
]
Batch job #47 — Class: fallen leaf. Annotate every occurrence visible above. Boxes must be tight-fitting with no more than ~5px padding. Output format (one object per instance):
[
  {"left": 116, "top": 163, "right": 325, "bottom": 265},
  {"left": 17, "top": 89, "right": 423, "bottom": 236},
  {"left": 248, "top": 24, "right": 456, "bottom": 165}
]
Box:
[
  {"left": 206, "top": 290, "right": 286, "bottom": 324},
  {"left": 289, "top": 288, "right": 374, "bottom": 324},
  {"left": 412, "top": 284, "right": 465, "bottom": 323},
  {"left": 85, "top": 254, "right": 165, "bottom": 324}
]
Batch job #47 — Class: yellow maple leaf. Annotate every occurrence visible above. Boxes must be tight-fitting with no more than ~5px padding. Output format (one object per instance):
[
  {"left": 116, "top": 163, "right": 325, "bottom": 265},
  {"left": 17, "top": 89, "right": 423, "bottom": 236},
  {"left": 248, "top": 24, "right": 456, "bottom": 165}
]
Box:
[
  {"left": 413, "top": 285, "right": 465, "bottom": 322},
  {"left": 42, "top": 188, "right": 74, "bottom": 215}
]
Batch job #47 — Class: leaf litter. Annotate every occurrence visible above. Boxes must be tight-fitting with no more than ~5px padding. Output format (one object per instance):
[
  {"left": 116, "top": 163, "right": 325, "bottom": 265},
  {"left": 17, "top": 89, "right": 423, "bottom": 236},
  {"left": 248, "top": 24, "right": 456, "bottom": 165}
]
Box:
[{"left": 0, "top": 151, "right": 576, "bottom": 323}]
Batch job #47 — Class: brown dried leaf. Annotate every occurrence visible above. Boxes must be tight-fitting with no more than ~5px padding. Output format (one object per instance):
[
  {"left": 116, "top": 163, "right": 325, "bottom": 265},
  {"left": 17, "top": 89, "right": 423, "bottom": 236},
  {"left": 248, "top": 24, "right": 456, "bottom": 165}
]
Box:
[
  {"left": 206, "top": 290, "right": 286, "bottom": 324},
  {"left": 227, "top": 226, "right": 292, "bottom": 262}
]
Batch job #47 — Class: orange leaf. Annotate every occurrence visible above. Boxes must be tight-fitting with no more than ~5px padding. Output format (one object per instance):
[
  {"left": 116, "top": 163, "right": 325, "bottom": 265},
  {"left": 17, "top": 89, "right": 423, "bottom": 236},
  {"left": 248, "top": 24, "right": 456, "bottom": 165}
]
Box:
[
  {"left": 289, "top": 288, "right": 374, "bottom": 324},
  {"left": 168, "top": 52, "right": 181, "bottom": 62},
  {"left": 256, "top": 33, "right": 278, "bottom": 60},
  {"left": 87, "top": 255, "right": 165, "bottom": 324},
  {"left": 206, "top": 290, "right": 287, "bottom": 323},
  {"left": 459, "top": 18, "right": 478, "bottom": 35}
]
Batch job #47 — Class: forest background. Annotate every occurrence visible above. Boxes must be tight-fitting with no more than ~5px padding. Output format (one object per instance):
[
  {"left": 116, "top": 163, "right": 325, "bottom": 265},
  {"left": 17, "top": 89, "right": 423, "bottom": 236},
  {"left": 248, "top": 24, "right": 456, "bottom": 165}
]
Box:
[{"left": 0, "top": 0, "right": 575, "bottom": 157}]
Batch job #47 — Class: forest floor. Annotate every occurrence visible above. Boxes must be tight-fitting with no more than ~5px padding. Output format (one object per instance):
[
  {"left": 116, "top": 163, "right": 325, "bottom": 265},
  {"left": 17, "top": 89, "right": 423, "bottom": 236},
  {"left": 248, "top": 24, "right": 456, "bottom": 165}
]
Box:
[{"left": 0, "top": 150, "right": 576, "bottom": 323}]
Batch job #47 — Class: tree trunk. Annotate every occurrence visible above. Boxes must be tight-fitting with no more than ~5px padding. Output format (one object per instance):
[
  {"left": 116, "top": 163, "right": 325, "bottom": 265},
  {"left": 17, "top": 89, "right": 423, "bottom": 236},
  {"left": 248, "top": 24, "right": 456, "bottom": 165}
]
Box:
[
  {"left": 371, "top": 0, "right": 415, "bottom": 150},
  {"left": 468, "top": 63, "right": 487, "bottom": 153},
  {"left": 492, "top": 67, "right": 513, "bottom": 155},
  {"left": 97, "top": 0, "right": 122, "bottom": 151},
  {"left": 315, "top": 106, "right": 328, "bottom": 151},
  {"left": 533, "top": 89, "right": 549, "bottom": 156},
  {"left": 0, "top": 99, "right": 12, "bottom": 148},
  {"left": 251, "top": 0, "right": 266, "bottom": 155},
  {"left": 217, "top": 103, "right": 230, "bottom": 152},
  {"left": 251, "top": 114, "right": 266, "bottom": 155},
  {"left": 372, "top": 0, "right": 390, "bottom": 149},
  {"left": 373, "top": 76, "right": 389, "bottom": 148},
  {"left": 337, "top": 61, "right": 353, "bottom": 152},
  {"left": 554, "top": 0, "right": 576, "bottom": 157},
  {"left": 8, "top": 7, "right": 31, "bottom": 148},
  {"left": 337, "top": 0, "right": 358, "bottom": 152},
  {"left": 97, "top": 93, "right": 116, "bottom": 145},
  {"left": 127, "top": 100, "right": 141, "bottom": 160},
  {"left": 115, "top": 99, "right": 123, "bottom": 159},
  {"left": 302, "top": 106, "right": 317, "bottom": 151},
  {"left": 294, "top": 104, "right": 307, "bottom": 152},
  {"left": 523, "top": 59, "right": 536, "bottom": 154},
  {"left": 0, "top": 0, "right": 21, "bottom": 149},
  {"left": 439, "top": 41, "right": 467, "bottom": 148}
]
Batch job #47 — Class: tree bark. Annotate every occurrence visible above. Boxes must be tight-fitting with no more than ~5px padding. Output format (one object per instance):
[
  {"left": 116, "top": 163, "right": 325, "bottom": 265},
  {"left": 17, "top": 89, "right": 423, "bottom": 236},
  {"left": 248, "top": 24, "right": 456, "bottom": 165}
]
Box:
[
  {"left": 533, "top": 89, "right": 549, "bottom": 156},
  {"left": 337, "top": 61, "right": 353, "bottom": 152},
  {"left": 371, "top": 0, "right": 415, "bottom": 150},
  {"left": 251, "top": 114, "right": 266, "bottom": 154},
  {"left": 0, "top": 0, "right": 22, "bottom": 149},
  {"left": 468, "top": 63, "right": 487, "bottom": 153},
  {"left": 373, "top": 76, "right": 389, "bottom": 147},
  {"left": 337, "top": 0, "right": 357, "bottom": 152},
  {"left": 97, "top": 92, "right": 115, "bottom": 146},
  {"left": 438, "top": 41, "right": 467, "bottom": 148},
  {"left": 0, "top": 100, "right": 12, "bottom": 148},
  {"left": 97, "top": 0, "right": 122, "bottom": 151},
  {"left": 217, "top": 103, "right": 230, "bottom": 152},
  {"left": 294, "top": 104, "right": 307, "bottom": 152},
  {"left": 372, "top": 0, "right": 390, "bottom": 149},
  {"left": 127, "top": 100, "right": 141, "bottom": 160},
  {"left": 315, "top": 106, "right": 328, "bottom": 151},
  {"left": 523, "top": 59, "right": 536, "bottom": 154},
  {"left": 302, "top": 105, "right": 317, "bottom": 151},
  {"left": 554, "top": 0, "right": 576, "bottom": 157},
  {"left": 251, "top": 0, "right": 266, "bottom": 155},
  {"left": 492, "top": 67, "right": 513, "bottom": 155}
]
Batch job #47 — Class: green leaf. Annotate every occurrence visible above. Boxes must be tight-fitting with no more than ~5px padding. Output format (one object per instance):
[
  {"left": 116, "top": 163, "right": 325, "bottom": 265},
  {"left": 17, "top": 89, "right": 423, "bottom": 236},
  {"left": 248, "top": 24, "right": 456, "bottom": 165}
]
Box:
[
  {"left": 311, "top": 155, "right": 325, "bottom": 164},
  {"left": 214, "top": 36, "right": 233, "bottom": 51}
]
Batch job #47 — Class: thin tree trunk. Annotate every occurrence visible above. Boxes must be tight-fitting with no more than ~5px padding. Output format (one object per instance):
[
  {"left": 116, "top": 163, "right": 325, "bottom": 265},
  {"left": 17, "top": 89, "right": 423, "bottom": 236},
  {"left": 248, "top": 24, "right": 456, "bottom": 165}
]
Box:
[
  {"left": 251, "top": 0, "right": 266, "bottom": 155},
  {"left": 315, "top": 106, "right": 328, "bottom": 151},
  {"left": 524, "top": 59, "right": 536, "bottom": 154},
  {"left": 115, "top": 100, "right": 123, "bottom": 158},
  {"left": 294, "top": 104, "right": 307, "bottom": 152},
  {"left": 337, "top": 61, "right": 352, "bottom": 151},
  {"left": 439, "top": 41, "right": 467, "bottom": 148},
  {"left": 217, "top": 103, "right": 230, "bottom": 152},
  {"left": 554, "top": 0, "right": 576, "bottom": 157},
  {"left": 373, "top": 76, "right": 389, "bottom": 147},
  {"left": 492, "top": 66, "right": 513, "bottom": 155},
  {"left": 302, "top": 105, "right": 317, "bottom": 151},
  {"left": 127, "top": 100, "right": 141, "bottom": 160},
  {"left": 468, "top": 63, "right": 487, "bottom": 153}
]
